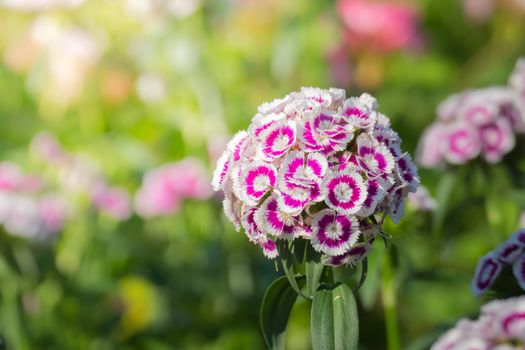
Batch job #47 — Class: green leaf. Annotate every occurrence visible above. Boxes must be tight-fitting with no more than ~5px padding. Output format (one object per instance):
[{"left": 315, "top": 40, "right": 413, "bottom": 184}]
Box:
[
  {"left": 353, "top": 257, "right": 368, "bottom": 293},
  {"left": 260, "top": 276, "right": 304, "bottom": 350},
  {"left": 305, "top": 244, "right": 323, "bottom": 298},
  {"left": 278, "top": 240, "right": 310, "bottom": 300},
  {"left": 311, "top": 283, "right": 359, "bottom": 350}
]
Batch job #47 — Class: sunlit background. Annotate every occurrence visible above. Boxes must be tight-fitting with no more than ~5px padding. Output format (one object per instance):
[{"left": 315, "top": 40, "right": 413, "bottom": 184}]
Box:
[{"left": 1, "top": 0, "right": 525, "bottom": 349}]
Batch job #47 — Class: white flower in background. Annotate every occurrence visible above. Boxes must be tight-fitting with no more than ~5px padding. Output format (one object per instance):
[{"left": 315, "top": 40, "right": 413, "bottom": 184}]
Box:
[
  {"left": 136, "top": 73, "right": 167, "bottom": 103},
  {"left": 166, "top": 0, "right": 200, "bottom": 19},
  {"left": 0, "top": 0, "right": 84, "bottom": 11},
  {"left": 46, "top": 28, "right": 101, "bottom": 106},
  {"left": 3, "top": 16, "right": 102, "bottom": 107}
]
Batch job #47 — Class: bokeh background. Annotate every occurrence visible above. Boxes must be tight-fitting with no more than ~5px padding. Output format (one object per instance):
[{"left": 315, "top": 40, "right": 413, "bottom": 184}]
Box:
[{"left": 1, "top": 0, "right": 525, "bottom": 349}]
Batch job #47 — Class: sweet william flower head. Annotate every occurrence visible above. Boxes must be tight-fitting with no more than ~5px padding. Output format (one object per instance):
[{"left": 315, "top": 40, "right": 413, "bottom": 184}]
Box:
[
  {"left": 212, "top": 88, "right": 419, "bottom": 264},
  {"left": 418, "top": 60, "right": 525, "bottom": 168},
  {"left": 431, "top": 296, "right": 525, "bottom": 349}
]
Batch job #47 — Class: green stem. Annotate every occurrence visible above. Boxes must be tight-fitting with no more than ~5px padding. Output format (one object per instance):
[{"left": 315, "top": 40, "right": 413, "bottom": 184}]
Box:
[{"left": 381, "top": 253, "right": 400, "bottom": 350}]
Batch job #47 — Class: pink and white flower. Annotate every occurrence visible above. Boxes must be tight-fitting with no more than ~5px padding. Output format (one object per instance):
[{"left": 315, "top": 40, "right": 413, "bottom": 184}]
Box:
[
  {"left": 418, "top": 63, "right": 525, "bottom": 168},
  {"left": 234, "top": 161, "right": 277, "bottom": 206},
  {"left": 342, "top": 96, "right": 376, "bottom": 129},
  {"left": 254, "top": 194, "right": 302, "bottom": 240},
  {"left": 432, "top": 296, "right": 525, "bottom": 349},
  {"left": 356, "top": 134, "right": 394, "bottom": 177},
  {"left": 299, "top": 109, "right": 353, "bottom": 154},
  {"left": 257, "top": 118, "right": 296, "bottom": 160},
  {"left": 276, "top": 151, "right": 327, "bottom": 213},
  {"left": 324, "top": 169, "right": 366, "bottom": 215},
  {"left": 478, "top": 118, "right": 515, "bottom": 163},
  {"left": 311, "top": 209, "right": 360, "bottom": 256},
  {"left": 212, "top": 88, "right": 417, "bottom": 260},
  {"left": 444, "top": 122, "right": 481, "bottom": 164}
]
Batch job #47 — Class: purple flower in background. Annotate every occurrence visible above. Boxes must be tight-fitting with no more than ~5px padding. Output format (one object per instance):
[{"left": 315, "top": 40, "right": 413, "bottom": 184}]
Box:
[
  {"left": 135, "top": 158, "right": 212, "bottom": 218},
  {"left": 472, "top": 229, "right": 525, "bottom": 296},
  {"left": 417, "top": 68, "right": 525, "bottom": 168},
  {"left": 431, "top": 296, "right": 525, "bottom": 349},
  {"left": 212, "top": 87, "right": 419, "bottom": 261},
  {"left": 472, "top": 253, "right": 504, "bottom": 296}
]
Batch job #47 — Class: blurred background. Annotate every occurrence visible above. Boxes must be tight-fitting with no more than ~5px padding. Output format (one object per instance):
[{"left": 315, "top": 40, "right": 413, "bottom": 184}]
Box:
[{"left": 1, "top": 0, "right": 525, "bottom": 349}]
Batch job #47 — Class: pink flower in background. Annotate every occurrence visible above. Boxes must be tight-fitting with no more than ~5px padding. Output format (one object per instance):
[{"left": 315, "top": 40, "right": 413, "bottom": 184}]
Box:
[
  {"left": 0, "top": 162, "right": 69, "bottom": 238},
  {"left": 92, "top": 185, "right": 132, "bottom": 221},
  {"left": 443, "top": 122, "right": 481, "bottom": 164},
  {"left": 30, "top": 131, "right": 67, "bottom": 163},
  {"left": 2, "top": 194, "right": 41, "bottom": 238},
  {"left": 417, "top": 68, "right": 525, "bottom": 168},
  {"left": 38, "top": 193, "right": 69, "bottom": 235},
  {"left": 337, "top": 0, "right": 422, "bottom": 53},
  {"left": 461, "top": 0, "right": 494, "bottom": 23},
  {"left": 478, "top": 118, "right": 515, "bottom": 163},
  {"left": 31, "top": 132, "right": 133, "bottom": 221},
  {"left": 326, "top": 45, "right": 353, "bottom": 87},
  {"left": 431, "top": 296, "right": 525, "bottom": 349},
  {"left": 0, "top": 162, "right": 22, "bottom": 191},
  {"left": 163, "top": 158, "right": 213, "bottom": 200},
  {"left": 416, "top": 123, "right": 447, "bottom": 168},
  {"left": 135, "top": 158, "right": 212, "bottom": 218}
]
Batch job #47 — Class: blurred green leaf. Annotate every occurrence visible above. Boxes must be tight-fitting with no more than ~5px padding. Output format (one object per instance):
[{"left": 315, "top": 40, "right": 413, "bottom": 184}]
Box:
[{"left": 260, "top": 276, "right": 304, "bottom": 350}]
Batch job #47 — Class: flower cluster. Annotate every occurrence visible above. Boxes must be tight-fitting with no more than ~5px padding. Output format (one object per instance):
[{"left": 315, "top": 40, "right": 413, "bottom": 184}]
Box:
[
  {"left": 417, "top": 59, "right": 525, "bottom": 167},
  {"left": 134, "top": 158, "right": 212, "bottom": 218},
  {"left": 212, "top": 87, "right": 419, "bottom": 262},
  {"left": 431, "top": 296, "right": 525, "bottom": 350},
  {"left": 0, "top": 162, "right": 69, "bottom": 238},
  {"left": 472, "top": 229, "right": 525, "bottom": 296}
]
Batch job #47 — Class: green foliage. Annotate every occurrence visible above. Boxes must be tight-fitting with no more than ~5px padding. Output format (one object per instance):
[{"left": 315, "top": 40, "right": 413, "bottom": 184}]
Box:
[
  {"left": 0, "top": 0, "right": 525, "bottom": 349},
  {"left": 311, "top": 283, "right": 359, "bottom": 350},
  {"left": 260, "top": 276, "right": 304, "bottom": 350}
]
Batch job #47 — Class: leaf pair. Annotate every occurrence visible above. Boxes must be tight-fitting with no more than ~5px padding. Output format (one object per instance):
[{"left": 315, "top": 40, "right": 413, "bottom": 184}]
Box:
[{"left": 261, "top": 276, "right": 359, "bottom": 350}]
